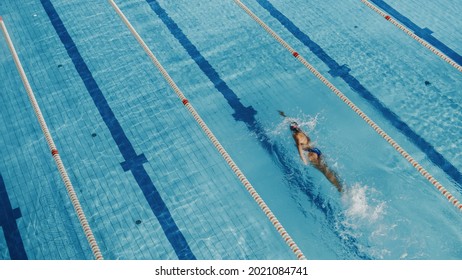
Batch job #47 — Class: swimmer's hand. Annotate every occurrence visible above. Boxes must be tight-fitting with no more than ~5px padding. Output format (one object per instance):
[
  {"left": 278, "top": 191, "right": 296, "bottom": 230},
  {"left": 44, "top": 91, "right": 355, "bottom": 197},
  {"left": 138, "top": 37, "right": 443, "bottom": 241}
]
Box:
[{"left": 278, "top": 110, "right": 287, "bottom": 118}]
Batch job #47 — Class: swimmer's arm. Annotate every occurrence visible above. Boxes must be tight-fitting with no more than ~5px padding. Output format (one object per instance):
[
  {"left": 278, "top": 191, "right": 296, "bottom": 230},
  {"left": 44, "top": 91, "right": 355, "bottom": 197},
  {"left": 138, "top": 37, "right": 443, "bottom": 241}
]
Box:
[
  {"left": 293, "top": 134, "right": 308, "bottom": 165},
  {"left": 297, "top": 144, "right": 308, "bottom": 165}
]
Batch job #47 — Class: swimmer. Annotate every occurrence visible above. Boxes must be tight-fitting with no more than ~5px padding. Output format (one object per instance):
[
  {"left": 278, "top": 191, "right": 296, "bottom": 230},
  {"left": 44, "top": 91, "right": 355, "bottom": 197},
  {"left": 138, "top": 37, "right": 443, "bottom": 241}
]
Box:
[{"left": 279, "top": 111, "right": 343, "bottom": 192}]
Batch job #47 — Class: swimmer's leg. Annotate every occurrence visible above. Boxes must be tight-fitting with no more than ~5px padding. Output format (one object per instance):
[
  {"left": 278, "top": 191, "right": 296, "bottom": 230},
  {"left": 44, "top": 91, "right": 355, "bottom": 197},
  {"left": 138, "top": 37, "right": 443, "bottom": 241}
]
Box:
[{"left": 313, "top": 160, "right": 343, "bottom": 192}]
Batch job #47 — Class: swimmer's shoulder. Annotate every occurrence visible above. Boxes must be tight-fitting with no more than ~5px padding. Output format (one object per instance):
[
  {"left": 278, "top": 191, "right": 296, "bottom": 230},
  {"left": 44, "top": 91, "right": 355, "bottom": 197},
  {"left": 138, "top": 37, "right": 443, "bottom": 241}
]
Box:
[{"left": 293, "top": 131, "right": 310, "bottom": 143}]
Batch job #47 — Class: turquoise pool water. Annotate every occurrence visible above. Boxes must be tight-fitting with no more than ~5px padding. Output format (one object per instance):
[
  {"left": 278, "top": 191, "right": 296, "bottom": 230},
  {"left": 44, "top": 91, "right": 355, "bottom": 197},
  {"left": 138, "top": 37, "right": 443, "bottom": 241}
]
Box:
[{"left": 1, "top": 0, "right": 462, "bottom": 260}]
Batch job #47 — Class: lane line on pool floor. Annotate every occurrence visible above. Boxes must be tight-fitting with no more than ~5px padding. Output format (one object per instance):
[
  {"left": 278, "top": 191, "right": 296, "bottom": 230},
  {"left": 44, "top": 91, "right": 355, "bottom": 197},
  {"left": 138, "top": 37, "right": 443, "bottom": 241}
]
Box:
[
  {"left": 233, "top": 0, "right": 462, "bottom": 212},
  {"left": 39, "top": 0, "right": 196, "bottom": 260},
  {"left": 0, "top": 17, "right": 104, "bottom": 260},
  {"left": 360, "top": 0, "right": 462, "bottom": 72},
  {"left": 0, "top": 172, "right": 27, "bottom": 259},
  {"left": 108, "top": 0, "right": 306, "bottom": 260}
]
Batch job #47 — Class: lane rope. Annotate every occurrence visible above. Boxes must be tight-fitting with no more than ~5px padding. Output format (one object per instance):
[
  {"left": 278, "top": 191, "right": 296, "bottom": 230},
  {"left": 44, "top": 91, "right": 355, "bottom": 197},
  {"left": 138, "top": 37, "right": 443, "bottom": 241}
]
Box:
[
  {"left": 108, "top": 0, "right": 306, "bottom": 260},
  {"left": 0, "top": 17, "right": 104, "bottom": 259},
  {"left": 233, "top": 0, "right": 462, "bottom": 212},
  {"left": 359, "top": 0, "right": 462, "bottom": 72}
]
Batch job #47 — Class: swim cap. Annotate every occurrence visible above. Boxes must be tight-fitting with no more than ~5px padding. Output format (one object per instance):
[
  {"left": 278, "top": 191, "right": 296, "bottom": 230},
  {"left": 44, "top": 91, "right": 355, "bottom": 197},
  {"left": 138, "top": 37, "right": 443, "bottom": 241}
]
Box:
[{"left": 290, "top": 122, "right": 299, "bottom": 131}]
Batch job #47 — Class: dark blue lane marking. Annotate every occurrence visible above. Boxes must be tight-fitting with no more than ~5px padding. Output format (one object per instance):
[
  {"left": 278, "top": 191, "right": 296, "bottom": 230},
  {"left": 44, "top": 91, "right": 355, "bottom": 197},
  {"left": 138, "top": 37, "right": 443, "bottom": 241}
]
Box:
[
  {"left": 145, "top": 0, "right": 368, "bottom": 259},
  {"left": 256, "top": 0, "right": 462, "bottom": 190},
  {"left": 0, "top": 173, "right": 28, "bottom": 260},
  {"left": 40, "top": 0, "right": 195, "bottom": 260},
  {"left": 369, "top": 0, "right": 462, "bottom": 66},
  {"left": 145, "top": 0, "right": 257, "bottom": 123}
]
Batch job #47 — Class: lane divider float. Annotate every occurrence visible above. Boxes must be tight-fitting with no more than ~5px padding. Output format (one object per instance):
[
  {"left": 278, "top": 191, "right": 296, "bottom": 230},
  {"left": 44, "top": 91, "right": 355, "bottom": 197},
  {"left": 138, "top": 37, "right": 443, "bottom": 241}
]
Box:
[
  {"left": 359, "top": 0, "right": 462, "bottom": 72},
  {"left": 233, "top": 0, "right": 462, "bottom": 212},
  {"left": 0, "top": 17, "right": 104, "bottom": 259},
  {"left": 107, "top": 0, "right": 307, "bottom": 260}
]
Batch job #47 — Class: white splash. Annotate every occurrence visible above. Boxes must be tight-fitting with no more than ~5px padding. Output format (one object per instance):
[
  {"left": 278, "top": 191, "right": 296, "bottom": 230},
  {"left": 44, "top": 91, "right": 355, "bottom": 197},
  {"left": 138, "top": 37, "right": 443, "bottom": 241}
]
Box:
[
  {"left": 270, "top": 112, "right": 321, "bottom": 138},
  {"left": 341, "top": 183, "right": 385, "bottom": 222},
  {"left": 337, "top": 183, "right": 390, "bottom": 259}
]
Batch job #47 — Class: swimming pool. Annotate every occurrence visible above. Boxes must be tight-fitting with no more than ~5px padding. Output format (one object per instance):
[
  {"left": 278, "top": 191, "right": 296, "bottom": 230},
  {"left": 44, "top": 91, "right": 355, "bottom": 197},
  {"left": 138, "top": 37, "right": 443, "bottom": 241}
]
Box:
[{"left": 1, "top": 0, "right": 461, "bottom": 260}]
